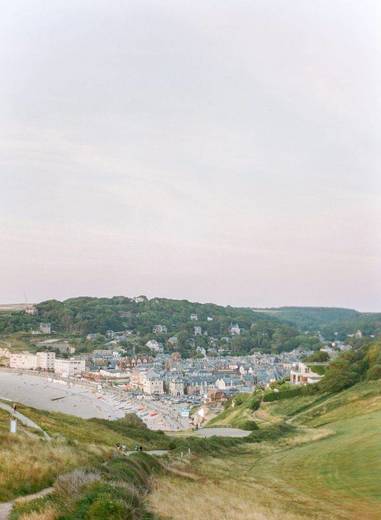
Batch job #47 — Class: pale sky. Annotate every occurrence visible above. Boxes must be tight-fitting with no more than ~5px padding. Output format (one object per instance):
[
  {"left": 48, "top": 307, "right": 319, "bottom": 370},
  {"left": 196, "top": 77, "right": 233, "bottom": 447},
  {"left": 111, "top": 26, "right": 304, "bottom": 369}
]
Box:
[{"left": 1, "top": 0, "right": 380, "bottom": 310}]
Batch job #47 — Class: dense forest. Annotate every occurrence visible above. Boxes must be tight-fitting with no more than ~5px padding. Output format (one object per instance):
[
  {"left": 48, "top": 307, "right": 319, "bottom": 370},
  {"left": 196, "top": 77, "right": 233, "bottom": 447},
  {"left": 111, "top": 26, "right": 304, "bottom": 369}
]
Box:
[
  {"left": 1, "top": 298, "right": 380, "bottom": 357},
  {"left": 0, "top": 297, "right": 321, "bottom": 356}
]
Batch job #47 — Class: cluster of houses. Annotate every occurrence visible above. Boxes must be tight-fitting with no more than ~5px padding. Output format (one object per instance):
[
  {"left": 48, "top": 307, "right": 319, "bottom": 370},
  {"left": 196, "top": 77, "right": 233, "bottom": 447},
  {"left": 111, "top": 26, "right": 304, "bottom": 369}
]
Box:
[{"left": 109, "top": 349, "right": 305, "bottom": 399}]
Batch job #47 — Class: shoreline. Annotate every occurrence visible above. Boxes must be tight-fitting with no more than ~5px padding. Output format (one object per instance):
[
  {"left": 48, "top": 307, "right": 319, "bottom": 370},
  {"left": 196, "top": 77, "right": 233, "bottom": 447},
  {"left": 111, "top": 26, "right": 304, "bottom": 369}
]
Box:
[{"left": 0, "top": 369, "right": 191, "bottom": 431}]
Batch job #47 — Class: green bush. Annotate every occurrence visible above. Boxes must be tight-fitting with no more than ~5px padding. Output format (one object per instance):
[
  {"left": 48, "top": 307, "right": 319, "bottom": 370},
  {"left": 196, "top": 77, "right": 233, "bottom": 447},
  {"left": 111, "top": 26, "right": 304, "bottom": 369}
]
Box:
[
  {"left": 240, "top": 420, "right": 259, "bottom": 431},
  {"left": 263, "top": 387, "right": 301, "bottom": 401},
  {"left": 367, "top": 364, "right": 381, "bottom": 380},
  {"left": 85, "top": 495, "right": 129, "bottom": 520},
  {"left": 247, "top": 397, "right": 261, "bottom": 411}
]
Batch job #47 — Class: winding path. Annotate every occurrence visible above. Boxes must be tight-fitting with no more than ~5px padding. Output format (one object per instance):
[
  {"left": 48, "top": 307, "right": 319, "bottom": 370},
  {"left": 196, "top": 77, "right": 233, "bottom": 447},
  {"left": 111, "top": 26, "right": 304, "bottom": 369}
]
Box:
[
  {"left": 0, "top": 487, "right": 53, "bottom": 520},
  {"left": 0, "top": 401, "right": 51, "bottom": 440}
]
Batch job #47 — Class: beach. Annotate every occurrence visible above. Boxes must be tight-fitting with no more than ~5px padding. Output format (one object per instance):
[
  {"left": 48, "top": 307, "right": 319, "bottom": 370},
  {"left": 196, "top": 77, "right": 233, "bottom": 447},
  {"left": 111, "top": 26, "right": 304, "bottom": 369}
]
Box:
[{"left": 0, "top": 370, "right": 191, "bottom": 431}]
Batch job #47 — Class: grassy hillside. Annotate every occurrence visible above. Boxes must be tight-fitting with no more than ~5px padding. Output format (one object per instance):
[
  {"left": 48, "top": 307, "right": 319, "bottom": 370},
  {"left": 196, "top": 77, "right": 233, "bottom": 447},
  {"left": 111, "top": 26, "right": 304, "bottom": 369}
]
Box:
[
  {"left": 148, "top": 343, "right": 381, "bottom": 519},
  {"left": 149, "top": 379, "right": 381, "bottom": 519},
  {"left": 0, "top": 402, "right": 174, "bottom": 503}
]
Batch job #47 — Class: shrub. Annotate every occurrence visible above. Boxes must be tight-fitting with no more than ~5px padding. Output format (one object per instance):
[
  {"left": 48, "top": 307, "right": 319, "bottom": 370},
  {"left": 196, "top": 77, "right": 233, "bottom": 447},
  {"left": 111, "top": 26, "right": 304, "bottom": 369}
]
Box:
[
  {"left": 367, "top": 364, "right": 381, "bottom": 380},
  {"left": 119, "top": 413, "right": 147, "bottom": 429},
  {"left": 247, "top": 398, "right": 261, "bottom": 411},
  {"left": 239, "top": 420, "right": 259, "bottom": 431},
  {"left": 233, "top": 395, "right": 245, "bottom": 406},
  {"left": 84, "top": 495, "right": 129, "bottom": 520},
  {"left": 54, "top": 470, "right": 100, "bottom": 499},
  {"left": 263, "top": 387, "right": 305, "bottom": 402}
]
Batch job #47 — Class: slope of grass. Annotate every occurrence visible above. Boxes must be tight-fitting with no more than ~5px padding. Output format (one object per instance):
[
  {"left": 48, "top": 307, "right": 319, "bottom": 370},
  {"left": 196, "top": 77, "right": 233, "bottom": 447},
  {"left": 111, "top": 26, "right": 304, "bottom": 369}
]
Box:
[
  {"left": 0, "top": 432, "right": 102, "bottom": 502},
  {"left": 14, "top": 403, "right": 172, "bottom": 449},
  {"left": 10, "top": 453, "right": 162, "bottom": 520},
  {"left": 149, "top": 380, "right": 381, "bottom": 520}
]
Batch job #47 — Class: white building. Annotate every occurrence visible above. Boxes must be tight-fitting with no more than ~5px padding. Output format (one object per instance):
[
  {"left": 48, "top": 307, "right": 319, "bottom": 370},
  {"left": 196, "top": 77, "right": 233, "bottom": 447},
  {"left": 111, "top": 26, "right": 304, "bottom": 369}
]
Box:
[
  {"left": 169, "top": 378, "right": 184, "bottom": 396},
  {"left": 229, "top": 323, "right": 241, "bottom": 336},
  {"left": 36, "top": 351, "right": 56, "bottom": 370},
  {"left": 190, "top": 314, "right": 198, "bottom": 321},
  {"left": 145, "top": 339, "right": 163, "bottom": 352},
  {"left": 25, "top": 305, "right": 37, "bottom": 315},
  {"left": 194, "top": 326, "right": 202, "bottom": 336},
  {"left": 142, "top": 372, "right": 164, "bottom": 395},
  {"left": 54, "top": 358, "right": 86, "bottom": 378},
  {"left": 289, "top": 363, "right": 322, "bottom": 385},
  {"left": 10, "top": 352, "right": 38, "bottom": 370}
]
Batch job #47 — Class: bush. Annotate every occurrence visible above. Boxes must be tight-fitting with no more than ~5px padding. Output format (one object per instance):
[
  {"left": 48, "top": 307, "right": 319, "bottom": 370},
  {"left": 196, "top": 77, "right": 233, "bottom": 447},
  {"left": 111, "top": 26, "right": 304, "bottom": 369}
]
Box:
[
  {"left": 233, "top": 395, "right": 245, "bottom": 406},
  {"left": 54, "top": 470, "right": 100, "bottom": 499},
  {"left": 240, "top": 420, "right": 259, "bottom": 431},
  {"left": 119, "top": 413, "right": 147, "bottom": 429},
  {"left": 247, "top": 398, "right": 261, "bottom": 411},
  {"left": 85, "top": 495, "right": 129, "bottom": 520},
  {"left": 263, "top": 387, "right": 300, "bottom": 402},
  {"left": 367, "top": 364, "right": 381, "bottom": 380}
]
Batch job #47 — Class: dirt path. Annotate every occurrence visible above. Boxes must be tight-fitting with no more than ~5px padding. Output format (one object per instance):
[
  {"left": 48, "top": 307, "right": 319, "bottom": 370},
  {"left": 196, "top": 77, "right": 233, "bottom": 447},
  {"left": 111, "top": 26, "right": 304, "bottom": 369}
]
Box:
[
  {"left": 0, "top": 401, "right": 51, "bottom": 440},
  {"left": 0, "top": 487, "right": 53, "bottom": 520}
]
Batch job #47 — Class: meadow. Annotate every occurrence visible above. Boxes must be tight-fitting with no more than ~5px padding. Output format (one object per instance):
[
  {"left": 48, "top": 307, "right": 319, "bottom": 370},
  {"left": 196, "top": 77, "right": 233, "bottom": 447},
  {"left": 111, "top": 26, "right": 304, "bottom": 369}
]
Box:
[{"left": 148, "top": 380, "right": 381, "bottom": 520}]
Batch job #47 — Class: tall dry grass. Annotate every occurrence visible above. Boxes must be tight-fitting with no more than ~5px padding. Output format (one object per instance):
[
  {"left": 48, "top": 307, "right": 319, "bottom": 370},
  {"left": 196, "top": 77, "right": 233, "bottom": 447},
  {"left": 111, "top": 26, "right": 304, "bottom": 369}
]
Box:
[
  {"left": 149, "top": 475, "right": 308, "bottom": 520},
  {"left": 0, "top": 433, "right": 89, "bottom": 501},
  {"left": 18, "top": 506, "right": 58, "bottom": 520}
]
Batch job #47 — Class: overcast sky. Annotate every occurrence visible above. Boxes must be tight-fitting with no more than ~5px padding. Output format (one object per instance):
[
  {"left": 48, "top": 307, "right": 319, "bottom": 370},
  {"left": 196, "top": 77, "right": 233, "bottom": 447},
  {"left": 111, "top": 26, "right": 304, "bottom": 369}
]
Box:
[{"left": 0, "top": 0, "right": 380, "bottom": 310}]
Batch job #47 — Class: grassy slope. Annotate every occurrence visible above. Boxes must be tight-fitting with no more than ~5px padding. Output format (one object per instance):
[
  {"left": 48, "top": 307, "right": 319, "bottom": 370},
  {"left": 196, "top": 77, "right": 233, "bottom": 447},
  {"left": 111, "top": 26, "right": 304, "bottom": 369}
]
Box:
[
  {"left": 0, "top": 401, "right": 175, "bottom": 503},
  {"left": 14, "top": 403, "right": 171, "bottom": 449},
  {"left": 149, "top": 380, "right": 381, "bottom": 520}
]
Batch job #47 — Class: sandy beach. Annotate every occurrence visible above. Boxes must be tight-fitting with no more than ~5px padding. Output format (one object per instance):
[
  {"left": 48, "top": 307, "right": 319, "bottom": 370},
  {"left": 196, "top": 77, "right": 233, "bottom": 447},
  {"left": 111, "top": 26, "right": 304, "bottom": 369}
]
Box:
[
  {"left": 0, "top": 371, "right": 123, "bottom": 420},
  {"left": 0, "top": 370, "right": 192, "bottom": 431}
]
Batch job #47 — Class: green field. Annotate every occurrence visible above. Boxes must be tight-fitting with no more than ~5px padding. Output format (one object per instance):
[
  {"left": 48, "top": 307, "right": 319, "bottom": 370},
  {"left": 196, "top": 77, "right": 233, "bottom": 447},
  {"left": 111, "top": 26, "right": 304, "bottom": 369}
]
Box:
[{"left": 149, "top": 380, "right": 381, "bottom": 520}]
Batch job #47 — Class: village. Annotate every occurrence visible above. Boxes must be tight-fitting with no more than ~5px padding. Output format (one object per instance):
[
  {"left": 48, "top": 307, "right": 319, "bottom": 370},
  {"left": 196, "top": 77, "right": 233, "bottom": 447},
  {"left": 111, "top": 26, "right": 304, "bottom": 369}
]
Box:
[{"left": 0, "top": 315, "right": 355, "bottom": 430}]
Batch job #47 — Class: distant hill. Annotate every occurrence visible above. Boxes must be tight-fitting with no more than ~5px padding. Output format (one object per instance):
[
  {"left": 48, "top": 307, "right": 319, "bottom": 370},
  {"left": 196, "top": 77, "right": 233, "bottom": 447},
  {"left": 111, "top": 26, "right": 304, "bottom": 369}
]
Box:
[
  {"left": 0, "top": 296, "right": 321, "bottom": 356},
  {"left": 255, "top": 306, "right": 381, "bottom": 340},
  {"left": 253, "top": 306, "right": 360, "bottom": 329}
]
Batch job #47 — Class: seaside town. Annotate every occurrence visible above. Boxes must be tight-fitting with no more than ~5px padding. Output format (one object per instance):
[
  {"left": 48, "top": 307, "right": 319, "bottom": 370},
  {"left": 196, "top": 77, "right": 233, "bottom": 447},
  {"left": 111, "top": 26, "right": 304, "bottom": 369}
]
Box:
[{"left": 0, "top": 307, "right": 356, "bottom": 431}]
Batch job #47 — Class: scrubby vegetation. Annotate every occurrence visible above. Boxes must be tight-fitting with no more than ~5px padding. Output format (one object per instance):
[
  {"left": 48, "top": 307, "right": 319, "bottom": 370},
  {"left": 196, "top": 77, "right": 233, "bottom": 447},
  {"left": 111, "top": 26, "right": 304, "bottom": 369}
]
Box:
[{"left": 10, "top": 453, "right": 162, "bottom": 520}]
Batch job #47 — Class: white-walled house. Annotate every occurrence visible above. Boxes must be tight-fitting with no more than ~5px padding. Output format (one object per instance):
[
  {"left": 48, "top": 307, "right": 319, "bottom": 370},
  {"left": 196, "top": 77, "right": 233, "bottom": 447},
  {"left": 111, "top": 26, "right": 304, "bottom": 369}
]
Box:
[
  {"left": 10, "top": 351, "right": 56, "bottom": 370},
  {"left": 145, "top": 340, "right": 163, "bottom": 352},
  {"left": 10, "top": 352, "right": 38, "bottom": 370},
  {"left": 142, "top": 371, "right": 164, "bottom": 395},
  {"left": 54, "top": 358, "right": 86, "bottom": 378},
  {"left": 289, "top": 363, "right": 322, "bottom": 385},
  {"left": 229, "top": 323, "right": 241, "bottom": 336},
  {"left": 194, "top": 326, "right": 202, "bottom": 336},
  {"left": 36, "top": 351, "right": 56, "bottom": 370},
  {"left": 169, "top": 378, "right": 184, "bottom": 396}
]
